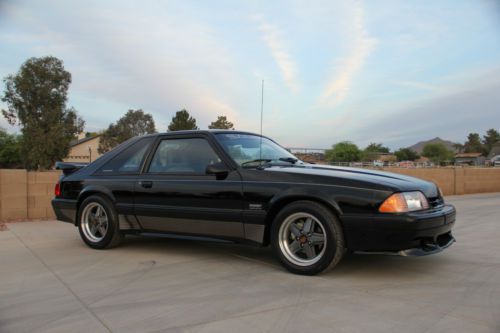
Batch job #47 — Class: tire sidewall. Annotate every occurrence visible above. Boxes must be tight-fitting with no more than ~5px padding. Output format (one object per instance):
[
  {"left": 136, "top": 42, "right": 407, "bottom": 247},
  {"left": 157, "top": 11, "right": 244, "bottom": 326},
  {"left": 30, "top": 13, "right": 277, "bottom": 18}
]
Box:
[
  {"left": 271, "top": 201, "right": 343, "bottom": 275},
  {"left": 77, "top": 195, "right": 119, "bottom": 249}
]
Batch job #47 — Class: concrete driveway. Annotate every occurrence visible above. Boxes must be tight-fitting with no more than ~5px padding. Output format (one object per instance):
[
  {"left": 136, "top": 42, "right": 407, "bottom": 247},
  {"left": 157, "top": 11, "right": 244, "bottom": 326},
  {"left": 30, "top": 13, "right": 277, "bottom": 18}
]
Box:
[{"left": 1, "top": 194, "right": 499, "bottom": 333}]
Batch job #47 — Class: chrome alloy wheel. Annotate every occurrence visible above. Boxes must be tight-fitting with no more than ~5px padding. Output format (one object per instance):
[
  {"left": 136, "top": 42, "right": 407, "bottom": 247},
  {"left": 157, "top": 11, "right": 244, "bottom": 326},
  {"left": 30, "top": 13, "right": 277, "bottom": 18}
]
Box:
[
  {"left": 81, "top": 202, "right": 109, "bottom": 242},
  {"left": 278, "top": 212, "right": 327, "bottom": 266}
]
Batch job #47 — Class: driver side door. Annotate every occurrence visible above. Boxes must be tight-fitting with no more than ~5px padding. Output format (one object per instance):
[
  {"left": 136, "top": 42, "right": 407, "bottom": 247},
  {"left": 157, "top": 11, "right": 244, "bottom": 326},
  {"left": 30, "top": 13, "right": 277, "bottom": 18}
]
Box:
[{"left": 134, "top": 134, "right": 245, "bottom": 239}]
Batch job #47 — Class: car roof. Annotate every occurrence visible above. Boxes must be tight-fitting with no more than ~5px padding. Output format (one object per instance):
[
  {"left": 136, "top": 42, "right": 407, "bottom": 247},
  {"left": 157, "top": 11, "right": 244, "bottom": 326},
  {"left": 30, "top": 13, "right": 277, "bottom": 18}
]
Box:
[{"left": 143, "top": 130, "right": 266, "bottom": 138}]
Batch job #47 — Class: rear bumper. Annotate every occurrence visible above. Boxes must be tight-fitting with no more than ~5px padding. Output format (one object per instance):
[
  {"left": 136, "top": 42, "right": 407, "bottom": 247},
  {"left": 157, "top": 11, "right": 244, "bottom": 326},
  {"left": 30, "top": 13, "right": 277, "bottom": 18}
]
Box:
[
  {"left": 342, "top": 204, "right": 456, "bottom": 254},
  {"left": 51, "top": 198, "right": 77, "bottom": 224}
]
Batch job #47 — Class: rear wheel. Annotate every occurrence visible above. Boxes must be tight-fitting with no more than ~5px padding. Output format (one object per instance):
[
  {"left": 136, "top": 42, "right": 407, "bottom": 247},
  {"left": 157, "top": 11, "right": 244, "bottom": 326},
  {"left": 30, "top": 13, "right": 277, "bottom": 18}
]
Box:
[
  {"left": 271, "top": 201, "right": 344, "bottom": 275},
  {"left": 78, "top": 195, "right": 123, "bottom": 249}
]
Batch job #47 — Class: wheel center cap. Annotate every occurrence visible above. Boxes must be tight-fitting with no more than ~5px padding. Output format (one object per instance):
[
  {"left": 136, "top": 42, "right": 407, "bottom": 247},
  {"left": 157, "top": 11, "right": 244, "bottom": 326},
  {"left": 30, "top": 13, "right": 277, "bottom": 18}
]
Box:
[{"left": 299, "top": 235, "right": 308, "bottom": 244}]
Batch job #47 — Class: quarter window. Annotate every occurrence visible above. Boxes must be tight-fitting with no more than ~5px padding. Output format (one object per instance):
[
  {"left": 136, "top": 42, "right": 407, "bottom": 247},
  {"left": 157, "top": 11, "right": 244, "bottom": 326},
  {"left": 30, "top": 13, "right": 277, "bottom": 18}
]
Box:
[
  {"left": 148, "top": 138, "right": 221, "bottom": 174},
  {"left": 97, "top": 137, "right": 154, "bottom": 174}
]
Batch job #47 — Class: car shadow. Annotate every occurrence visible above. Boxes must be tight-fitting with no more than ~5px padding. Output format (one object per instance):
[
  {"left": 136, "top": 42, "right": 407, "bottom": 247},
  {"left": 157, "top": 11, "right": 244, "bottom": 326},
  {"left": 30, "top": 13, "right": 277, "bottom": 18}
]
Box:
[{"left": 118, "top": 234, "right": 452, "bottom": 279}]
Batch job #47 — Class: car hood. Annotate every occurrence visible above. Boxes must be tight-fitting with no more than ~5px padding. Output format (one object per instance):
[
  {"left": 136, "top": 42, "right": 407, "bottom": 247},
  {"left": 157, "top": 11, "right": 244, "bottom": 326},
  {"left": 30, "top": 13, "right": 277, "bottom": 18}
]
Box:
[{"left": 265, "top": 164, "right": 439, "bottom": 197}]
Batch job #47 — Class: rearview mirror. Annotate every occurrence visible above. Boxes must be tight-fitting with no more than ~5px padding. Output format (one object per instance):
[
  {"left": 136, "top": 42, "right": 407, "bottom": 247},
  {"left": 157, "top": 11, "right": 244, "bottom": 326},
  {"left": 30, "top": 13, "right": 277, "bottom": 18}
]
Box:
[{"left": 206, "top": 162, "right": 229, "bottom": 180}]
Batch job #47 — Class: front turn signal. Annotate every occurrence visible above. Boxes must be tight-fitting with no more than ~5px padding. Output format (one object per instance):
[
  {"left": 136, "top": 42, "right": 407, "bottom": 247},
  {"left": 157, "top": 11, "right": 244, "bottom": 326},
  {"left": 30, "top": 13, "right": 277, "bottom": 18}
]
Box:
[
  {"left": 379, "top": 191, "right": 429, "bottom": 213},
  {"left": 379, "top": 193, "right": 408, "bottom": 213}
]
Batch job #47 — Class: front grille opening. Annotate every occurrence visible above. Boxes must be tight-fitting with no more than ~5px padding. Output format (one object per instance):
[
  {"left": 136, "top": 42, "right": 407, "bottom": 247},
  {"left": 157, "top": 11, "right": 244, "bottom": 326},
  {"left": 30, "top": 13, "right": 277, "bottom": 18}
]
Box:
[
  {"left": 420, "top": 237, "right": 438, "bottom": 251},
  {"left": 419, "top": 232, "right": 453, "bottom": 251},
  {"left": 428, "top": 196, "right": 444, "bottom": 208},
  {"left": 437, "top": 232, "right": 453, "bottom": 247}
]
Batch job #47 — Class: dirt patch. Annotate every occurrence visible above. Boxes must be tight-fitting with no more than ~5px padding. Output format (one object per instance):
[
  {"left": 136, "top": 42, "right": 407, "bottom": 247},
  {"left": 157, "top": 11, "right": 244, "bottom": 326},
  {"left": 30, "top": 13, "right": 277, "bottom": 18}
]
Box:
[
  {"left": 0, "top": 218, "right": 57, "bottom": 230},
  {"left": 0, "top": 218, "right": 56, "bottom": 224}
]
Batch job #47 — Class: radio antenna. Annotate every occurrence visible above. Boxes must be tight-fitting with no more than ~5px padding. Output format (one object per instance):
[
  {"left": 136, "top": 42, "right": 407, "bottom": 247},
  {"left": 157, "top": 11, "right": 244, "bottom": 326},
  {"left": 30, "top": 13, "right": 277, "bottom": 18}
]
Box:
[{"left": 259, "top": 79, "right": 264, "bottom": 161}]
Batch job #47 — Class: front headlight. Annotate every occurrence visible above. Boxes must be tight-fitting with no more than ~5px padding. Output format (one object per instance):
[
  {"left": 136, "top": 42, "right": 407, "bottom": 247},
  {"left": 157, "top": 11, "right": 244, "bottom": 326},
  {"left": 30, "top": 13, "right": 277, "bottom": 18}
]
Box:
[{"left": 379, "top": 191, "right": 429, "bottom": 213}]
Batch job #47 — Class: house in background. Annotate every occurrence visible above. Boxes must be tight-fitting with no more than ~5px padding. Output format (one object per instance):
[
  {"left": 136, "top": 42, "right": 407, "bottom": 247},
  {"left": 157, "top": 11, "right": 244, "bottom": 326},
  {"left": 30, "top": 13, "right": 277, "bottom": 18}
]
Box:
[
  {"left": 374, "top": 153, "right": 397, "bottom": 165},
  {"left": 454, "top": 153, "right": 485, "bottom": 166},
  {"left": 488, "top": 142, "right": 500, "bottom": 159},
  {"left": 288, "top": 148, "right": 327, "bottom": 164},
  {"left": 294, "top": 152, "right": 326, "bottom": 164},
  {"left": 63, "top": 133, "right": 102, "bottom": 163}
]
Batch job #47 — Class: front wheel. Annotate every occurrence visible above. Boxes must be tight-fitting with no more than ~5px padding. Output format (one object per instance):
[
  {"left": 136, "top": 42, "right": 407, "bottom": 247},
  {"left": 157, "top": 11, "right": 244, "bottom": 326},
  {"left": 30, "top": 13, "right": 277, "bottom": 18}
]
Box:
[
  {"left": 77, "top": 195, "right": 123, "bottom": 249},
  {"left": 271, "top": 201, "right": 344, "bottom": 275}
]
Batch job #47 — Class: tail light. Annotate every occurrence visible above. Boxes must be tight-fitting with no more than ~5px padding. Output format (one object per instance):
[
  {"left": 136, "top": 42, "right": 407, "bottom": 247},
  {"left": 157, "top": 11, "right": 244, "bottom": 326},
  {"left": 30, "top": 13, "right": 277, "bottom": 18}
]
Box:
[{"left": 54, "top": 182, "right": 61, "bottom": 197}]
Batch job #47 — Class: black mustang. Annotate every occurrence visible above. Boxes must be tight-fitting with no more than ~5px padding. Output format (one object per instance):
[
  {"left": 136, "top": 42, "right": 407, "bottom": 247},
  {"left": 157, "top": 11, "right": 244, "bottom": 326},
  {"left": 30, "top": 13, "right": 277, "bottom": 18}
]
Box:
[{"left": 52, "top": 130, "right": 456, "bottom": 275}]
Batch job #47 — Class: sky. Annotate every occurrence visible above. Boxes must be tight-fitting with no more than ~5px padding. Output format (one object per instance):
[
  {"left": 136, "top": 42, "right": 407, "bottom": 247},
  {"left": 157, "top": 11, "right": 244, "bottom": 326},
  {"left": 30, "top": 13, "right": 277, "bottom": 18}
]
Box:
[{"left": 0, "top": 0, "right": 499, "bottom": 150}]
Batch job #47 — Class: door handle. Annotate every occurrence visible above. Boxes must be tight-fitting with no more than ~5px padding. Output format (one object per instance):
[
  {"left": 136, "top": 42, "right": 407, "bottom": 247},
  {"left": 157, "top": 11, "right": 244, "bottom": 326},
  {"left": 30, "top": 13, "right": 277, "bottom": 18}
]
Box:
[{"left": 139, "top": 181, "right": 153, "bottom": 189}]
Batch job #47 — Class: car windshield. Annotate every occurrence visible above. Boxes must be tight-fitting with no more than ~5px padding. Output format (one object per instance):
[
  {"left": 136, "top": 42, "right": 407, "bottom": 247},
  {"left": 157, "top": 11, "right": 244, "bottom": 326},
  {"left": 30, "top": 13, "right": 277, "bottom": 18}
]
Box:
[{"left": 215, "top": 133, "right": 302, "bottom": 167}]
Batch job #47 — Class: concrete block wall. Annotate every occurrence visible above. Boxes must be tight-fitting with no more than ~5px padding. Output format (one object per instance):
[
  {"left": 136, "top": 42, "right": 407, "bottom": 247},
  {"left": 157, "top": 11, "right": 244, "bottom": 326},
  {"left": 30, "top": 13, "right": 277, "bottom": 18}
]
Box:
[
  {"left": 0, "top": 169, "right": 28, "bottom": 220},
  {"left": 0, "top": 170, "right": 60, "bottom": 221},
  {"left": 463, "top": 168, "right": 500, "bottom": 194},
  {"left": 27, "top": 171, "right": 61, "bottom": 219},
  {"left": 384, "top": 168, "right": 456, "bottom": 195},
  {"left": 383, "top": 167, "right": 500, "bottom": 195},
  {"left": 1, "top": 168, "right": 500, "bottom": 221}
]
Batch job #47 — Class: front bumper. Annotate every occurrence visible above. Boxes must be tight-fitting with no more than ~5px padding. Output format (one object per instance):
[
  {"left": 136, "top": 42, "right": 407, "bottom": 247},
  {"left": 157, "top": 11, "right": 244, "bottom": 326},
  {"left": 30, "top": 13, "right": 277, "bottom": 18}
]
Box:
[
  {"left": 342, "top": 204, "right": 456, "bottom": 254},
  {"left": 51, "top": 198, "right": 77, "bottom": 224}
]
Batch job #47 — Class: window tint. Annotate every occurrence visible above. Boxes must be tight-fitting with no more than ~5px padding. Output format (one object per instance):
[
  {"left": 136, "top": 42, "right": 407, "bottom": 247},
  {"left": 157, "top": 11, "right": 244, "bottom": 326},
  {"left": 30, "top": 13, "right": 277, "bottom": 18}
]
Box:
[
  {"left": 97, "top": 137, "right": 154, "bottom": 174},
  {"left": 215, "top": 133, "right": 300, "bottom": 166},
  {"left": 148, "top": 138, "right": 221, "bottom": 174}
]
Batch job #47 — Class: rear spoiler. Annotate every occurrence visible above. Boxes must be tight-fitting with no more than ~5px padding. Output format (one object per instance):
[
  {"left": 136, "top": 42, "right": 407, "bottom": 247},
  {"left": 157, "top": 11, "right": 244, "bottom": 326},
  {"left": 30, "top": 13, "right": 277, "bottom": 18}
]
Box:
[{"left": 55, "top": 161, "right": 88, "bottom": 176}]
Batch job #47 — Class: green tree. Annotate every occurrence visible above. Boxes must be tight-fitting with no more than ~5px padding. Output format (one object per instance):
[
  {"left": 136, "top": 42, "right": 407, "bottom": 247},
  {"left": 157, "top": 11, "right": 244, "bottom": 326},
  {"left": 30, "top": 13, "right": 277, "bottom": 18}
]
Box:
[
  {"left": 463, "top": 133, "right": 483, "bottom": 153},
  {"left": 208, "top": 115, "right": 234, "bottom": 130},
  {"left": 98, "top": 109, "right": 156, "bottom": 153},
  {"left": 394, "top": 147, "right": 420, "bottom": 161},
  {"left": 0, "top": 128, "right": 23, "bottom": 168},
  {"left": 325, "top": 141, "right": 362, "bottom": 162},
  {"left": 482, "top": 128, "right": 500, "bottom": 155},
  {"left": 453, "top": 143, "right": 464, "bottom": 153},
  {"left": 364, "top": 143, "right": 390, "bottom": 153},
  {"left": 362, "top": 142, "right": 390, "bottom": 161},
  {"left": 1, "top": 56, "right": 84, "bottom": 170},
  {"left": 168, "top": 109, "right": 198, "bottom": 132},
  {"left": 421, "top": 143, "right": 454, "bottom": 164}
]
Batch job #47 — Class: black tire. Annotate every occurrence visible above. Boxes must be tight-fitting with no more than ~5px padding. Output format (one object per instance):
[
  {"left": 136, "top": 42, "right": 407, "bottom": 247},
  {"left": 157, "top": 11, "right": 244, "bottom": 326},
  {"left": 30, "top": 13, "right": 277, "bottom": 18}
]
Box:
[
  {"left": 271, "top": 200, "right": 344, "bottom": 275},
  {"left": 77, "top": 195, "right": 123, "bottom": 249}
]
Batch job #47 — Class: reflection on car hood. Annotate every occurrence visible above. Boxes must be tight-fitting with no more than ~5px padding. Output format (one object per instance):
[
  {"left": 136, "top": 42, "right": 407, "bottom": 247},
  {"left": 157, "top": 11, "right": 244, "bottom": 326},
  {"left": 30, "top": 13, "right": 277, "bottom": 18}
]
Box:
[{"left": 265, "top": 164, "right": 438, "bottom": 197}]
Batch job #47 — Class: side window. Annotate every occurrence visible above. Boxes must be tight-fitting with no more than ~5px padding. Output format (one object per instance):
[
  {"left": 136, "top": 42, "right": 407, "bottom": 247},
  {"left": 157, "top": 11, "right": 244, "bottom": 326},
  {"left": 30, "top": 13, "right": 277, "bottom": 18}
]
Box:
[
  {"left": 148, "top": 138, "right": 221, "bottom": 174},
  {"left": 97, "top": 137, "right": 154, "bottom": 174}
]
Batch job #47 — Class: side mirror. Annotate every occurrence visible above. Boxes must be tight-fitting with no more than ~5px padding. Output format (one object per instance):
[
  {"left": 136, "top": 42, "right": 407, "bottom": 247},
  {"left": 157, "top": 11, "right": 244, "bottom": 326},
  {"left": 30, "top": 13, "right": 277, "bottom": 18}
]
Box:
[{"left": 206, "top": 162, "right": 229, "bottom": 180}]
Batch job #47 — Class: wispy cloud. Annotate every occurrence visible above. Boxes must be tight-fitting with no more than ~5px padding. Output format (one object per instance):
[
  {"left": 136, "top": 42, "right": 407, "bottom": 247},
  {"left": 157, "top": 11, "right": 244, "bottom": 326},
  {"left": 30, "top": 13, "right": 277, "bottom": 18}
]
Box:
[
  {"left": 393, "top": 80, "right": 438, "bottom": 92},
  {"left": 319, "top": 1, "right": 376, "bottom": 108},
  {"left": 2, "top": 1, "right": 499, "bottom": 148},
  {"left": 254, "top": 15, "right": 299, "bottom": 94},
  {"left": 0, "top": 1, "right": 242, "bottom": 131}
]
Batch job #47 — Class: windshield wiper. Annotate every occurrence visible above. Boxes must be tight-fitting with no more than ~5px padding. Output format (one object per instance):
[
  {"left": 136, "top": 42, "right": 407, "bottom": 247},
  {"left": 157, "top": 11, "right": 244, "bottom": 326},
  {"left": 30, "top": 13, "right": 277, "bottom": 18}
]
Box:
[
  {"left": 241, "top": 159, "right": 272, "bottom": 167},
  {"left": 279, "top": 157, "right": 298, "bottom": 164}
]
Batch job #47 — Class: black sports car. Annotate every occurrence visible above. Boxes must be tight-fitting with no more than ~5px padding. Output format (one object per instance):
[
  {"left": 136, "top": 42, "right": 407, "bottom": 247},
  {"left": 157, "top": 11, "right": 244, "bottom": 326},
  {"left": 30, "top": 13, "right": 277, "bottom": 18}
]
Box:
[{"left": 52, "top": 130, "right": 456, "bottom": 275}]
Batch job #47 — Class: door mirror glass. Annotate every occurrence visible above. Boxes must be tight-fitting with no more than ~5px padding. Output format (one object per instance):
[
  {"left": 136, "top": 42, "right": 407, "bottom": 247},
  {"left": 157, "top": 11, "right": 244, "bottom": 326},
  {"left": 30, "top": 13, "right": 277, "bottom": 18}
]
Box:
[{"left": 206, "top": 162, "right": 229, "bottom": 179}]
